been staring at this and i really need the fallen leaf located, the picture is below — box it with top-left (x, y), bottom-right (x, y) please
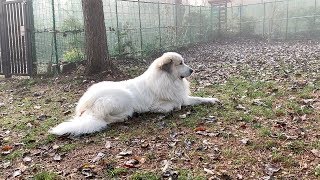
top-left (124, 159), bottom-right (139, 168)
top-left (134, 156), bottom-right (146, 164)
top-left (194, 126), bottom-right (206, 131)
top-left (105, 141), bottom-right (112, 149)
top-left (179, 114), bottom-right (187, 119)
top-left (34, 105), bottom-right (41, 110)
top-left (141, 142), bottom-right (149, 149)
top-left (311, 149), bottom-right (320, 158)
top-left (235, 104), bottom-right (246, 111)
top-left (2, 145), bottom-right (13, 151)
top-left (252, 99), bottom-right (267, 106)
top-left (162, 160), bottom-right (171, 172)
top-left (2, 161), bottom-right (11, 168)
top-left (53, 154), bottom-right (62, 161)
top-left (204, 167), bottom-right (214, 175)
top-left (92, 152), bottom-right (105, 163)
top-left (118, 150), bottom-right (132, 157)
top-left (265, 164), bottom-right (280, 176)
top-left (12, 170), bottom-right (21, 177)
top-left (52, 144), bottom-right (60, 150)
top-left (23, 156), bottom-right (32, 163)
top-left (240, 138), bottom-right (250, 145)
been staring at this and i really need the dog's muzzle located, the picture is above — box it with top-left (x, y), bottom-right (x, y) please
top-left (180, 68), bottom-right (194, 79)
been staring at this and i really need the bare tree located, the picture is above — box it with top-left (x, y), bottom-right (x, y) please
top-left (82, 0), bottom-right (109, 75)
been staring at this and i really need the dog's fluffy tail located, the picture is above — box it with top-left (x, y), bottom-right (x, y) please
top-left (49, 114), bottom-right (107, 136)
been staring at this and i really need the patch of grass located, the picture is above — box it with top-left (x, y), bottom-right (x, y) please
top-left (106, 167), bottom-right (128, 178)
top-left (258, 126), bottom-right (271, 137)
top-left (43, 134), bottom-right (56, 145)
top-left (298, 85), bottom-right (314, 99)
top-left (286, 100), bottom-right (313, 115)
top-left (286, 141), bottom-right (305, 154)
top-left (4, 150), bottom-right (23, 161)
top-left (181, 105), bottom-right (208, 128)
top-left (22, 133), bottom-right (37, 148)
top-left (222, 148), bottom-right (234, 158)
top-left (311, 140), bottom-right (320, 149)
top-left (315, 164), bottom-right (320, 177)
top-left (33, 171), bottom-right (58, 180)
top-left (271, 151), bottom-right (297, 167)
top-left (177, 169), bottom-right (192, 180)
top-left (130, 171), bottom-right (160, 180)
top-left (251, 140), bottom-right (279, 150)
top-left (59, 143), bottom-right (76, 153)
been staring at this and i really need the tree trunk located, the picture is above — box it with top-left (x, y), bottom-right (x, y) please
top-left (82, 0), bottom-right (108, 75)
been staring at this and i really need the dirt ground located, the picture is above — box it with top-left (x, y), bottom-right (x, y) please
top-left (1, 38), bottom-right (320, 179)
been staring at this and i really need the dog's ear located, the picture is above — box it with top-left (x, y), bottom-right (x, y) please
top-left (160, 59), bottom-right (173, 73)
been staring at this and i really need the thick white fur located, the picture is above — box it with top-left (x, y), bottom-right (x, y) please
top-left (49, 52), bottom-right (219, 136)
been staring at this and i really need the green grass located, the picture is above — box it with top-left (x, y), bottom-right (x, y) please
top-left (33, 171), bottom-right (58, 180)
top-left (130, 171), bottom-right (160, 180)
top-left (271, 151), bottom-right (297, 167)
top-left (105, 167), bottom-right (128, 178)
top-left (59, 143), bottom-right (76, 153)
top-left (258, 126), bottom-right (272, 137)
top-left (4, 150), bottom-right (23, 161)
top-left (315, 164), bottom-right (320, 177)
top-left (286, 141), bottom-right (305, 154)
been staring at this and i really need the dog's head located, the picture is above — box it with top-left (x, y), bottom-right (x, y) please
top-left (157, 52), bottom-right (193, 79)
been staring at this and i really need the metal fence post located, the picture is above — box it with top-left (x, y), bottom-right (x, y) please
top-left (210, 4), bottom-right (213, 37)
top-left (314, 0), bottom-right (317, 33)
top-left (138, 0), bottom-right (143, 54)
top-left (157, 1), bottom-right (161, 49)
top-left (263, 2), bottom-right (266, 37)
top-left (115, 0), bottom-right (121, 55)
top-left (285, 0), bottom-right (289, 39)
top-left (200, 6), bottom-right (202, 41)
top-left (239, 4), bottom-right (242, 34)
top-left (218, 5), bottom-right (221, 35)
top-left (51, 0), bottom-right (59, 73)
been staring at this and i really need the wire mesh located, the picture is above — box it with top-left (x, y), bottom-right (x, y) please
top-left (30, 0), bottom-right (320, 74)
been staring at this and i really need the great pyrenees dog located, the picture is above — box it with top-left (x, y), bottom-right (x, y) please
top-left (49, 52), bottom-right (219, 136)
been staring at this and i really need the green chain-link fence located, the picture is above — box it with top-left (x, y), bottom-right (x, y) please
top-left (31, 0), bottom-right (320, 74)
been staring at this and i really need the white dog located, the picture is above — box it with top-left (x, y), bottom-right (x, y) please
top-left (49, 52), bottom-right (219, 136)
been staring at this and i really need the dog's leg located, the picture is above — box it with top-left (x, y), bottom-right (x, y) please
top-left (184, 96), bottom-right (220, 106)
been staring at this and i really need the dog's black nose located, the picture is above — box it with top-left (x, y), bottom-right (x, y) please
top-left (190, 69), bottom-right (194, 74)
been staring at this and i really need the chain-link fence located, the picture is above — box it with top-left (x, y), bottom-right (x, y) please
top-left (31, 0), bottom-right (320, 74)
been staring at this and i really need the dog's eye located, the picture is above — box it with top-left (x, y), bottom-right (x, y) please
top-left (179, 62), bottom-right (183, 65)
